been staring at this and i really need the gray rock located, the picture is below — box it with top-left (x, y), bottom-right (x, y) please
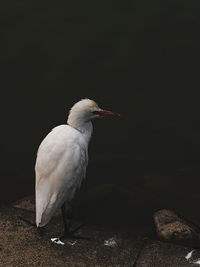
top-left (153, 209), bottom-right (200, 248)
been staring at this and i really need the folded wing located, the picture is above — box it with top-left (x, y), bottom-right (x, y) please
top-left (35, 125), bottom-right (88, 227)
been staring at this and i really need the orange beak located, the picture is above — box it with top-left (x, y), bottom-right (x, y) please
top-left (94, 109), bottom-right (120, 117)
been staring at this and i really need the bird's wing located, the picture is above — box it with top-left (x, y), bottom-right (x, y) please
top-left (35, 125), bottom-right (88, 227)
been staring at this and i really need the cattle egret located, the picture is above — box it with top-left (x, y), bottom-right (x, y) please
top-left (35, 99), bottom-right (120, 238)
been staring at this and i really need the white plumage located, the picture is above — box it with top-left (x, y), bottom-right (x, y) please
top-left (35, 99), bottom-right (119, 228)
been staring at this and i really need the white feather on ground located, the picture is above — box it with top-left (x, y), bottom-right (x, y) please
top-left (185, 250), bottom-right (200, 265)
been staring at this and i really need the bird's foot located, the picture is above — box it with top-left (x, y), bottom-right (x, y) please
top-left (60, 233), bottom-right (90, 240)
top-left (60, 233), bottom-right (91, 240)
top-left (60, 223), bottom-right (90, 240)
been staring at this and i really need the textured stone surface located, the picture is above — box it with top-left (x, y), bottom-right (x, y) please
top-left (153, 209), bottom-right (200, 248)
top-left (2, 198), bottom-right (200, 266)
top-left (0, 201), bottom-right (141, 266)
top-left (136, 241), bottom-right (197, 267)
top-left (12, 195), bottom-right (35, 212)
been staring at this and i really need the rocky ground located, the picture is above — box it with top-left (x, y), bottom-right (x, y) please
top-left (0, 196), bottom-right (200, 266)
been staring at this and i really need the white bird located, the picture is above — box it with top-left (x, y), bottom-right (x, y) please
top-left (35, 99), bottom-right (120, 238)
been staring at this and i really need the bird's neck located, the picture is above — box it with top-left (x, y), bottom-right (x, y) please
top-left (67, 117), bottom-right (93, 144)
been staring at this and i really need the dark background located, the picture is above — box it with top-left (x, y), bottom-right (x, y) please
top-left (1, 0), bottom-right (200, 228)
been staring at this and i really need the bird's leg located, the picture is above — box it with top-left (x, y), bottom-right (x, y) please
top-left (60, 202), bottom-right (90, 240)
top-left (61, 202), bottom-right (72, 236)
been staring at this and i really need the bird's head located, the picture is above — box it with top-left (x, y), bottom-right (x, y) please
top-left (67, 99), bottom-right (120, 129)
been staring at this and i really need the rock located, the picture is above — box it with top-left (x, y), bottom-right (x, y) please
top-left (153, 209), bottom-right (200, 248)
top-left (12, 195), bottom-right (35, 212)
top-left (0, 204), bottom-right (139, 266)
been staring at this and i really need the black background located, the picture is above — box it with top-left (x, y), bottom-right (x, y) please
top-left (1, 0), bottom-right (200, 227)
